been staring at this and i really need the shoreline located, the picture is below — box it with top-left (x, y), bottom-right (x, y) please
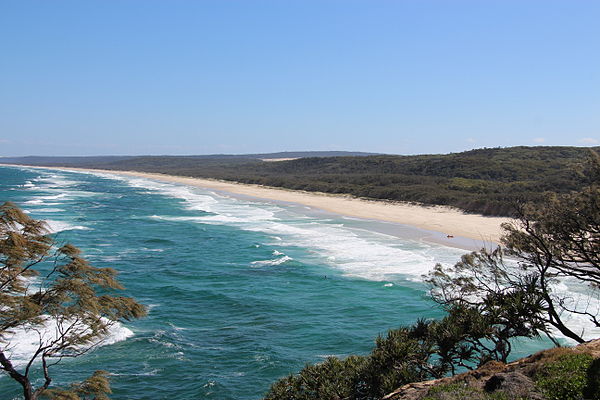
top-left (1, 164), bottom-right (511, 247)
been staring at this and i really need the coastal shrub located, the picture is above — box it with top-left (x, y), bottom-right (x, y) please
top-left (364, 328), bottom-right (433, 396)
top-left (423, 383), bottom-right (515, 400)
top-left (426, 151), bottom-right (600, 346)
top-left (584, 358), bottom-right (600, 399)
top-left (264, 355), bottom-right (369, 400)
top-left (534, 352), bottom-right (594, 400)
top-left (264, 151), bottom-right (600, 400)
top-left (263, 328), bottom-right (435, 400)
top-left (263, 305), bottom-right (553, 399)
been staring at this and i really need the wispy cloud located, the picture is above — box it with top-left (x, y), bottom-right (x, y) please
top-left (532, 137), bottom-right (546, 143)
top-left (466, 138), bottom-right (476, 143)
top-left (578, 137), bottom-right (599, 144)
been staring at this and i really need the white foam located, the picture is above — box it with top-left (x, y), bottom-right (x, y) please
top-left (12, 168), bottom-right (600, 344)
top-left (34, 174), bottom-right (79, 188)
top-left (24, 199), bottom-right (44, 205)
top-left (1, 317), bottom-right (133, 368)
top-left (548, 278), bottom-right (600, 342)
top-left (45, 220), bottom-right (92, 233)
top-left (251, 255), bottom-right (293, 267)
top-left (141, 247), bottom-right (165, 252)
top-left (110, 369), bottom-right (160, 377)
top-left (91, 172), bottom-right (464, 281)
top-left (440, 258), bottom-right (600, 343)
top-left (34, 208), bottom-right (66, 213)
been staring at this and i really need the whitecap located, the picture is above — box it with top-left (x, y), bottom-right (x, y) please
top-left (141, 247), bottom-right (165, 252)
top-left (0, 317), bottom-right (134, 368)
top-left (548, 278), bottom-right (600, 342)
top-left (251, 255), bottom-right (293, 267)
top-left (45, 220), bottom-right (92, 233)
top-left (89, 171), bottom-right (463, 281)
top-left (24, 199), bottom-right (44, 205)
top-left (110, 369), bottom-right (160, 377)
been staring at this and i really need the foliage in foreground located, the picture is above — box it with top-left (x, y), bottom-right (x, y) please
top-left (534, 352), bottom-right (596, 400)
top-left (265, 330), bottom-right (600, 400)
top-left (264, 302), bottom-right (546, 400)
top-left (263, 328), bottom-right (422, 400)
top-left (423, 350), bottom-right (600, 400)
top-left (423, 383), bottom-right (514, 400)
top-left (428, 151), bottom-right (600, 344)
top-left (264, 151), bottom-right (600, 399)
top-left (0, 202), bottom-right (146, 400)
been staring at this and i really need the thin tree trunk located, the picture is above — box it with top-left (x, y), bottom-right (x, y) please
top-left (0, 351), bottom-right (34, 399)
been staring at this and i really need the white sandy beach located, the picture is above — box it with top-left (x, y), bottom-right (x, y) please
top-left (16, 166), bottom-right (510, 245)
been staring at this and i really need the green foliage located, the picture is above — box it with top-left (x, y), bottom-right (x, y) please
top-left (0, 202), bottom-right (146, 400)
top-left (9, 146), bottom-right (597, 216)
top-left (584, 358), bottom-right (600, 400)
top-left (426, 151), bottom-right (600, 345)
top-left (423, 383), bottom-right (512, 400)
top-left (263, 328), bottom-right (435, 400)
top-left (43, 370), bottom-right (111, 400)
top-left (264, 355), bottom-right (369, 400)
top-left (264, 305), bottom-right (544, 400)
top-left (425, 248), bottom-right (549, 367)
top-left (534, 352), bottom-right (594, 400)
top-left (263, 152), bottom-right (600, 400)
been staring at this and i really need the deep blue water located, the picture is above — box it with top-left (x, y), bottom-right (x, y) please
top-left (0, 166), bottom-right (553, 399)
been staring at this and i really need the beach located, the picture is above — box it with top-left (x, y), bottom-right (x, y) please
top-left (14, 166), bottom-right (510, 245)
top-left (3, 164), bottom-right (512, 399)
top-left (2, 163), bottom-right (587, 400)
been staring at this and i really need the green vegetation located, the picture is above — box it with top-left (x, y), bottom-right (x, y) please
top-left (263, 303), bottom-right (550, 399)
top-left (264, 327), bottom-right (433, 400)
top-left (535, 352), bottom-right (595, 400)
top-left (264, 152), bottom-right (600, 399)
top-left (4, 148), bottom-right (600, 398)
top-left (5, 146), bottom-right (596, 216)
top-left (423, 383), bottom-right (513, 400)
top-left (429, 151), bottom-right (600, 344)
top-left (0, 202), bottom-right (146, 400)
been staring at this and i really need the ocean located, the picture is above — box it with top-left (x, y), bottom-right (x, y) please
top-left (0, 165), bottom-right (571, 399)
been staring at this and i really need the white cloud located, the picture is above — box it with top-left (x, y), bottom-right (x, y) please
top-left (0, 139), bottom-right (9, 144)
top-left (578, 137), bottom-right (599, 144)
top-left (533, 137), bottom-right (546, 143)
top-left (466, 138), bottom-right (476, 143)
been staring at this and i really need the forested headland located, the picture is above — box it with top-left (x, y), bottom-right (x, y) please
top-left (3, 146), bottom-right (597, 216)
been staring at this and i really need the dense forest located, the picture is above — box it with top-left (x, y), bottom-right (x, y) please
top-left (3, 146), bottom-right (597, 216)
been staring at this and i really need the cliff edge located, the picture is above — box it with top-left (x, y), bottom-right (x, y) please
top-left (383, 339), bottom-right (600, 400)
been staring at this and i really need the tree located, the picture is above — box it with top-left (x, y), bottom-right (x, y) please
top-left (425, 249), bottom-right (551, 368)
top-left (427, 151), bottom-right (600, 344)
top-left (0, 202), bottom-right (146, 399)
top-left (263, 328), bottom-right (436, 400)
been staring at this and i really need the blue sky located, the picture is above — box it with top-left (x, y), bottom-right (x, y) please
top-left (1, 0), bottom-right (599, 156)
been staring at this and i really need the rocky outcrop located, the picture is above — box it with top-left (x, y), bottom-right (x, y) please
top-left (382, 339), bottom-right (600, 400)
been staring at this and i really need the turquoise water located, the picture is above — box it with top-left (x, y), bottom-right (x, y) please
top-left (0, 166), bottom-right (552, 399)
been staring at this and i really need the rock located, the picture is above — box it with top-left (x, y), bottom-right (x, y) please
top-left (484, 372), bottom-right (544, 399)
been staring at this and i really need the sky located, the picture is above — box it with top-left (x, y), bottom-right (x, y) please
top-left (1, 0), bottom-right (599, 156)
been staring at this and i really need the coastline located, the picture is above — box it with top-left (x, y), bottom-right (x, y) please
top-left (1, 164), bottom-right (511, 246)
